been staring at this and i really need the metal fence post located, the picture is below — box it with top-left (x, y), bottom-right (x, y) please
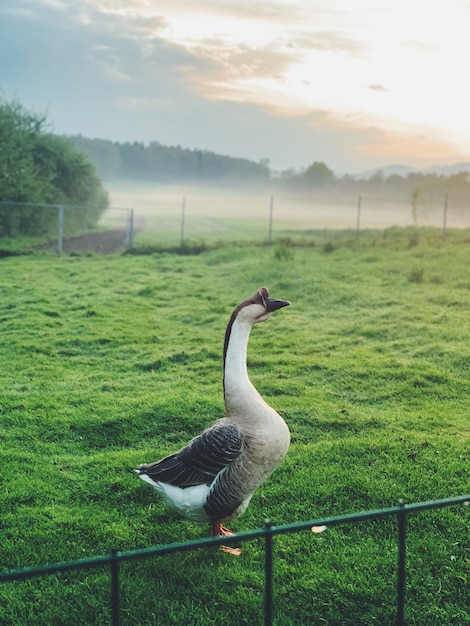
top-left (442, 192), bottom-right (448, 240)
top-left (126, 208), bottom-right (134, 249)
top-left (180, 197), bottom-right (186, 248)
top-left (396, 500), bottom-right (407, 626)
top-left (356, 195), bottom-right (362, 236)
top-left (268, 196), bottom-right (274, 244)
top-left (57, 205), bottom-right (64, 257)
top-left (111, 549), bottom-right (120, 626)
top-left (264, 520), bottom-right (274, 626)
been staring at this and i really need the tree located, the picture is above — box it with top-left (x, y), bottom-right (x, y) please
top-left (302, 161), bottom-right (335, 187)
top-left (0, 97), bottom-right (108, 237)
top-left (67, 136), bottom-right (122, 179)
top-left (0, 98), bottom-right (47, 203)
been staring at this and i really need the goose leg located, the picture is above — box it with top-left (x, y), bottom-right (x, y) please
top-left (211, 521), bottom-right (242, 556)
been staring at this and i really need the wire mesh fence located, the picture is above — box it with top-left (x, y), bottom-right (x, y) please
top-left (0, 202), bottom-right (133, 255)
top-left (1, 190), bottom-right (470, 256)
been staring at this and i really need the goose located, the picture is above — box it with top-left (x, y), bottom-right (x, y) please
top-left (135, 287), bottom-right (291, 555)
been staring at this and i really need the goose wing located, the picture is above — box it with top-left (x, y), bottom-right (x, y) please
top-left (136, 422), bottom-right (243, 488)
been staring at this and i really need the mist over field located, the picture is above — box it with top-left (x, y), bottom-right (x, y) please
top-left (61, 136), bottom-right (470, 239)
top-left (105, 180), bottom-right (470, 240)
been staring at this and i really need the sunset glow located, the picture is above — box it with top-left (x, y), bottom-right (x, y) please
top-left (1, 0), bottom-right (469, 171)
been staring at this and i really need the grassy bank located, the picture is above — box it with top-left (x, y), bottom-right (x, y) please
top-left (0, 230), bottom-right (469, 624)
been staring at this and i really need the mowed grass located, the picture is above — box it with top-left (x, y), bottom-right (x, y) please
top-left (0, 229), bottom-right (469, 625)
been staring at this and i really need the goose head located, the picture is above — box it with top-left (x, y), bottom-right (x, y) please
top-left (236, 287), bottom-right (290, 325)
top-left (223, 287), bottom-right (290, 397)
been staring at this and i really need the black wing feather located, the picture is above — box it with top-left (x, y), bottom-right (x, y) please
top-left (137, 422), bottom-right (243, 488)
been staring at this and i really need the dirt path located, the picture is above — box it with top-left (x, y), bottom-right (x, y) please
top-left (36, 216), bottom-right (145, 254)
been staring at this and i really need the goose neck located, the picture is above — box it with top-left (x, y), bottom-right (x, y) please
top-left (223, 317), bottom-right (258, 410)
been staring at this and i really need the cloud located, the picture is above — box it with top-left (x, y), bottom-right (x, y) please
top-left (0, 1), bottom-right (203, 103)
top-left (182, 27), bottom-right (366, 93)
top-left (289, 30), bottom-right (366, 56)
top-left (367, 84), bottom-right (389, 93)
top-left (0, 0), bottom-right (467, 174)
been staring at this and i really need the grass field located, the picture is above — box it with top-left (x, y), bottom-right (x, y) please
top-left (1, 228), bottom-right (469, 625)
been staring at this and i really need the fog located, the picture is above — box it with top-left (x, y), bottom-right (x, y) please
top-left (104, 180), bottom-right (470, 241)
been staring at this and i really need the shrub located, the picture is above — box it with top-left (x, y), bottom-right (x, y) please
top-left (0, 97), bottom-right (108, 237)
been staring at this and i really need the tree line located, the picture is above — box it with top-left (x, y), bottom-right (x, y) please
top-left (67, 136), bottom-right (271, 186)
top-left (277, 161), bottom-right (470, 212)
top-left (0, 98), bottom-right (108, 238)
top-left (69, 135), bottom-right (470, 213)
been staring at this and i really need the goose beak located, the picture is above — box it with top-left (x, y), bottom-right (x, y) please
top-left (265, 297), bottom-right (290, 313)
top-left (257, 287), bottom-right (290, 313)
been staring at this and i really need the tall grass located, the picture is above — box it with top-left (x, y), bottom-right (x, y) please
top-left (0, 229), bottom-right (469, 625)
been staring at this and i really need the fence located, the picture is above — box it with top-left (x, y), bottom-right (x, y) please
top-left (2, 191), bottom-right (470, 255)
top-left (1, 494), bottom-right (468, 625)
top-left (110, 189), bottom-right (470, 251)
top-left (176, 192), bottom-right (470, 241)
top-left (0, 202), bottom-right (134, 255)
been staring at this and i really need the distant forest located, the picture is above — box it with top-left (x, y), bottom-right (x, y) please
top-left (67, 135), bottom-right (470, 211)
top-left (67, 136), bottom-right (270, 186)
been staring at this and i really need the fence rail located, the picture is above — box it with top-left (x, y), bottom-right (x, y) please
top-left (1, 494), bottom-right (468, 625)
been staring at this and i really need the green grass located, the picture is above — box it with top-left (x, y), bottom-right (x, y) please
top-left (0, 229), bottom-right (469, 625)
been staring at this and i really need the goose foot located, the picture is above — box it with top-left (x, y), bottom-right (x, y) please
top-left (211, 521), bottom-right (242, 556)
top-left (219, 544), bottom-right (242, 556)
top-left (218, 524), bottom-right (235, 536)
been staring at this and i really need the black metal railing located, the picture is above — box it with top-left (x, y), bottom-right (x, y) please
top-left (1, 494), bottom-right (468, 625)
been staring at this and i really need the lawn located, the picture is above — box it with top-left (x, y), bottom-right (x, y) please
top-left (0, 228), bottom-right (469, 625)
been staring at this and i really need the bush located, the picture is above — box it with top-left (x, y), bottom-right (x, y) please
top-left (0, 97), bottom-right (108, 237)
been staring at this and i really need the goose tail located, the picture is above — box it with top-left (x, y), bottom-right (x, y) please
top-left (135, 470), bottom-right (210, 522)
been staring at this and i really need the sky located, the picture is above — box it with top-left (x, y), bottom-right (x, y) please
top-left (1, 0), bottom-right (470, 175)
